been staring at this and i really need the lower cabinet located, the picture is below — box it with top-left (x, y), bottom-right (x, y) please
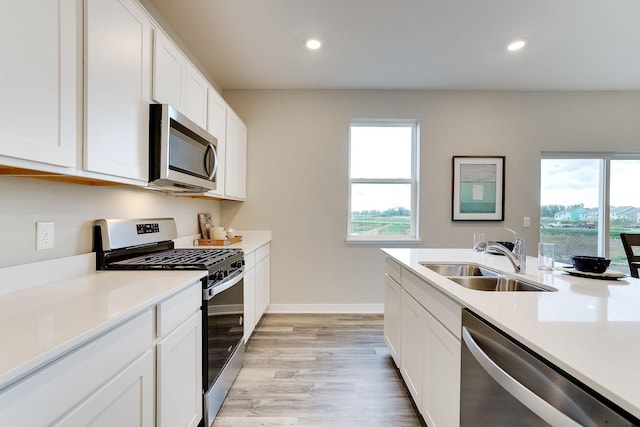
top-left (54, 351), bottom-right (154, 427)
top-left (156, 311), bottom-right (202, 427)
top-left (243, 243), bottom-right (270, 343)
top-left (383, 274), bottom-right (402, 366)
top-left (422, 308), bottom-right (461, 427)
top-left (384, 257), bottom-right (461, 427)
top-left (0, 281), bottom-right (203, 427)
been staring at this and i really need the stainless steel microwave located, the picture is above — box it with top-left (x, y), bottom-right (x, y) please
top-left (149, 104), bottom-right (218, 193)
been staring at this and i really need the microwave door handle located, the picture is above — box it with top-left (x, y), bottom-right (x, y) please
top-left (205, 143), bottom-right (218, 180)
top-left (461, 327), bottom-right (583, 427)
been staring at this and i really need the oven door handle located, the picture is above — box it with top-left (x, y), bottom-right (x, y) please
top-left (203, 269), bottom-right (244, 300)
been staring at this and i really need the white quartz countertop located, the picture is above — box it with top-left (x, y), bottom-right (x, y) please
top-left (0, 231), bottom-right (271, 391)
top-left (383, 248), bottom-right (640, 418)
top-left (177, 230), bottom-right (272, 254)
top-left (0, 254), bottom-right (205, 390)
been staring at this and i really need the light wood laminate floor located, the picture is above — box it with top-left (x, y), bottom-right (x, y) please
top-left (213, 313), bottom-right (424, 427)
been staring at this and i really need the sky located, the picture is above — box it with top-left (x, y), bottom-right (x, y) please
top-left (540, 159), bottom-right (639, 207)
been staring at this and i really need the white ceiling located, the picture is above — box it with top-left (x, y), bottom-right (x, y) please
top-left (146, 0), bottom-right (640, 91)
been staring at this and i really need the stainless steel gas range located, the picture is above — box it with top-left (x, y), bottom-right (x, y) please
top-left (94, 218), bottom-right (244, 427)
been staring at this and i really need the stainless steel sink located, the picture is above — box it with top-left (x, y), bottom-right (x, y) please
top-left (421, 263), bottom-right (501, 277)
top-left (449, 276), bottom-right (555, 292)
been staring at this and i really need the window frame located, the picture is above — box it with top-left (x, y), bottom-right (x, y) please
top-left (347, 119), bottom-right (420, 244)
top-left (541, 151), bottom-right (640, 258)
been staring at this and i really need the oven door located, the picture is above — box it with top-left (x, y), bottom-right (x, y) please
top-left (202, 272), bottom-right (244, 426)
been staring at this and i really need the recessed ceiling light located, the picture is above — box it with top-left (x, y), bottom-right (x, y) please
top-left (507, 40), bottom-right (526, 52)
top-left (305, 38), bottom-right (322, 50)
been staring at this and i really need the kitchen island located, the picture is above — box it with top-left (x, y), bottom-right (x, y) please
top-left (383, 248), bottom-right (640, 423)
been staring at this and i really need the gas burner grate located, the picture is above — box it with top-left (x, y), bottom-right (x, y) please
top-left (113, 248), bottom-right (242, 268)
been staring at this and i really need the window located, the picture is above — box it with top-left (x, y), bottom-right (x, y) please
top-left (347, 120), bottom-right (419, 242)
top-left (540, 154), bottom-right (640, 274)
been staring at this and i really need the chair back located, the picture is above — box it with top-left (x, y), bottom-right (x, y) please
top-left (620, 233), bottom-right (640, 278)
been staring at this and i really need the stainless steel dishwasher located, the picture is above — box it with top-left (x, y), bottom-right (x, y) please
top-left (460, 309), bottom-right (640, 426)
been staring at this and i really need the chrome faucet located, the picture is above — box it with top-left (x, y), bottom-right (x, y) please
top-left (485, 228), bottom-right (527, 273)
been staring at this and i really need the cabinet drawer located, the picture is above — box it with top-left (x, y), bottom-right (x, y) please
top-left (402, 269), bottom-right (461, 338)
top-left (244, 251), bottom-right (256, 270)
top-left (385, 256), bottom-right (401, 283)
top-left (255, 244), bottom-right (270, 262)
top-left (0, 310), bottom-right (153, 426)
top-left (157, 282), bottom-right (201, 338)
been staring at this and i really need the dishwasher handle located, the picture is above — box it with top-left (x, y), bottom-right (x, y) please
top-left (462, 326), bottom-right (582, 427)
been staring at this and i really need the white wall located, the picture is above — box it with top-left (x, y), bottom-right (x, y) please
top-left (0, 177), bottom-right (221, 268)
top-left (221, 89), bottom-right (640, 310)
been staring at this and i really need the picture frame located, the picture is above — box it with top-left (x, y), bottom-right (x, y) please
top-left (452, 156), bottom-right (505, 221)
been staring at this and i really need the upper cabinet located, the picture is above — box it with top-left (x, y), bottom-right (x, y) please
top-left (153, 30), bottom-right (208, 130)
top-left (0, 0), bottom-right (79, 169)
top-left (84, 0), bottom-right (153, 183)
top-left (1, 0), bottom-right (247, 199)
top-left (206, 89), bottom-right (227, 198)
top-left (225, 108), bottom-right (247, 200)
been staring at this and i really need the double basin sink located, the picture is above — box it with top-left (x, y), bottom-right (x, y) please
top-left (420, 263), bottom-right (556, 292)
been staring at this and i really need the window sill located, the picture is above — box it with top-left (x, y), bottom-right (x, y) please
top-left (345, 238), bottom-right (422, 246)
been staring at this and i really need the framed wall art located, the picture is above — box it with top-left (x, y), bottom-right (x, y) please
top-left (452, 156), bottom-right (505, 221)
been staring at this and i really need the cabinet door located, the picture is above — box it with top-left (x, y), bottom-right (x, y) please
top-left (185, 64), bottom-right (208, 130)
top-left (0, 0), bottom-right (78, 168)
top-left (157, 311), bottom-right (203, 427)
top-left (54, 351), bottom-right (154, 427)
top-left (243, 266), bottom-right (257, 342)
top-left (255, 255), bottom-right (270, 319)
top-left (225, 108), bottom-right (247, 200)
top-left (84, 0), bottom-right (152, 181)
top-left (206, 89), bottom-right (227, 197)
top-left (384, 274), bottom-right (402, 367)
top-left (400, 290), bottom-right (425, 411)
top-left (422, 310), bottom-right (461, 427)
top-left (153, 29), bottom-right (186, 110)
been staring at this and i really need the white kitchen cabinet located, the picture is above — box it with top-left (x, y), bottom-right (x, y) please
top-left (383, 262), bottom-right (462, 426)
top-left (255, 244), bottom-right (270, 318)
top-left (54, 350), bottom-right (154, 427)
top-left (205, 89), bottom-right (228, 198)
top-left (157, 312), bottom-right (202, 427)
top-left (384, 273), bottom-right (402, 367)
top-left (153, 29), bottom-right (186, 111)
top-left (224, 108), bottom-right (247, 200)
top-left (185, 65), bottom-right (209, 130)
top-left (153, 30), bottom-right (208, 130)
top-left (84, 0), bottom-right (153, 182)
top-left (400, 290), bottom-right (426, 409)
top-left (0, 310), bottom-right (154, 426)
top-left (155, 282), bottom-right (203, 427)
top-left (0, 0), bottom-right (79, 169)
top-left (243, 251), bottom-right (257, 342)
top-left (242, 244), bottom-right (270, 343)
top-left (422, 309), bottom-right (461, 427)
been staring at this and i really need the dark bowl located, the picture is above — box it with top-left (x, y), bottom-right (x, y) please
top-left (571, 255), bottom-right (611, 274)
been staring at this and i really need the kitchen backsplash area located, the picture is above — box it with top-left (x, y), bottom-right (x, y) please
top-left (0, 176), bottom-right (221, 269)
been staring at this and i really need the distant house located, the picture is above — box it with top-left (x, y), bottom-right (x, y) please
top-left (611, 206), bottom-right (640, 223)
top-left (579, 208), bottom-right (599, 220)
top-left (614, 207), bottom-right (640, 224)
top-left (554, 209), bottom-right (572, 220)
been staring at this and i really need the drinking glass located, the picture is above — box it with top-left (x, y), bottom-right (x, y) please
top-left (538, 243), bottom-right (555, 271)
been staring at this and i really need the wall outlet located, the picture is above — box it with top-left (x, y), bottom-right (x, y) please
top-left (523, 216), bottom-right (531, 228)
top-left (36, 222), bottom-right (55, 250)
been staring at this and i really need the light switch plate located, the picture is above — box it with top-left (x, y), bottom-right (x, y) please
top-left (523, 216), bottom-right (531, 228)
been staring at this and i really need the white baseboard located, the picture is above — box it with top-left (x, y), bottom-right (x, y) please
top-left (266, 303), bottom-right (383, 314)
